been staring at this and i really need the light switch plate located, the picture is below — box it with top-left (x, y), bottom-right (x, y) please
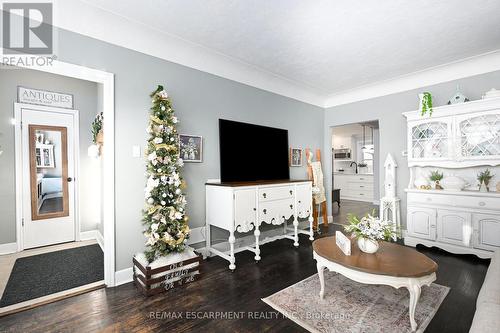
top-left (132, 145), bottom-right (141, 158)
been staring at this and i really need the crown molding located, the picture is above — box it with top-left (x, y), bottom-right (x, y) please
top-left (54, 1), bottom-right (500, 110)
top-left (54, 0), bottom-right (326, 107)
top-left (323, 50), bottom-right (500, 108)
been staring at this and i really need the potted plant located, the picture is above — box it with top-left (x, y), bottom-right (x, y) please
top-left (477, 169), bottom-right (494, 192)
top-left (344, 211), bottom-right (398, 254)
top-left (419, 92), bottom-right (433, 117)
top-left (91, 112), bottom-right (104, 144)
top-left (429, 170), bottom-right (443, 189)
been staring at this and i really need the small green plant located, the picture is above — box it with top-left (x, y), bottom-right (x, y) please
top-left (91, 112), bottom-right (103, 143)
top-left (429, 170), bottom-right (443, 182)
top-left (420, 92), bottom-right (433, 117)
top-left (477, 169), bottom-right (494, 186)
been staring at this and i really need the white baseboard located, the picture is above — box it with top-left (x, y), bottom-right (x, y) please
top-left (115, 267), bottom-right (134, 286)
top-left (80, 230), bottom-right (104, 251)
top-left (0, 242), bottom-right (17, 255)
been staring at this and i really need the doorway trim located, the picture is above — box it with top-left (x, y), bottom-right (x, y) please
top-left (15, 104), bottom-right (80, 249)
top-left (5, 59), bottom-right (116, 287)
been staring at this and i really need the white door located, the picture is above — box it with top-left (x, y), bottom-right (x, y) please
top-left (407, 207), bottom-right (436, 240)
top-left (437, 210), bottom-right (472, 247)
top-left (21, 107), bottom-right (76, 249)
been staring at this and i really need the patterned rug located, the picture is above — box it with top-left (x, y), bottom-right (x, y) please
top-left (262, 272), bottom-right (449, 333)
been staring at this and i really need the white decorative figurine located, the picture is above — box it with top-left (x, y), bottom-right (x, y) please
top-left (381, 153), bottom-right (401, 232)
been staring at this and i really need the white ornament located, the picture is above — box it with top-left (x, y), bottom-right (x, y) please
top-left (161, 200), bottom-right (166, 205)
top-left (176, 188), bottom-right (181, 194)
top-left (147, 198), bottom-right (154, 204)
top-left (161, 105), bottom-right (166, 111)
top-left (162, 193), bottom-right (167, 198)
top-left (172, 116), bottom-right (178, 123)
top-left (153, 137), bottom-right (163, 144)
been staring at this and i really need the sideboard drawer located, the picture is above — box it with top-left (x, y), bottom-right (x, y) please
top-left (455, 196), bottom-right (500, 211)
top-left (407, 193), bottom-right (455, 206)
top-left (258, 186), bottom-right (294, 202)
top-left (259, 199), bottom-right (294, 225)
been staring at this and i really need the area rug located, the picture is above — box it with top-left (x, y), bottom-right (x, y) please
top-left (0, 244), bottom-right (103, 307)
top-left (262, 272), bottom-right (449, 333)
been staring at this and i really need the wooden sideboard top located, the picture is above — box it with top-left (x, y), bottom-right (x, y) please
top-left (206, 179), bottom-right (311, 187)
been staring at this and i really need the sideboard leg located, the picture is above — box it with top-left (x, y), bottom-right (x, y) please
top-left (254, 227), bottom-right (261, 261)
top-left (408, 279), bottom-right (421, 331)
top-left (317, 264), bottom-right (325, 299)
top-left (229, 231), bottom-right (236, 270)
top-left (308, 214), bottom-right (314, 241)
top-left (293, 217), bottom-right (299, 247)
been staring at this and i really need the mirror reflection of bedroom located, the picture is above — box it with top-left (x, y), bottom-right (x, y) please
top-left (0, 67), bottom-right (105, 315)
top-left (34, 129), bottom-right (65, 215)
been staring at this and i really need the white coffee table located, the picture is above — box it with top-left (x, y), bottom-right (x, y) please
top-left (313, 236), bottom-right (438, 331)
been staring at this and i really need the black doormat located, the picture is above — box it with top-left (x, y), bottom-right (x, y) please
top-left (0, 244), bottom-right (104, 307)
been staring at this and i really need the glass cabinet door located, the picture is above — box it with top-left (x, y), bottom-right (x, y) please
top-left (410, 121), bottom-right (450, 160)
top-left (458, 112), bottom-right (500, 159)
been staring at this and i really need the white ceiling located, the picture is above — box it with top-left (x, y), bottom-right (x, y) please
top-left (63, 1), bottom-right (500, 106)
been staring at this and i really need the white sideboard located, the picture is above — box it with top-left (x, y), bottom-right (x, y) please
top-left (405, 189), bottom-right (500, 258)
top-left (334, 173), bottom-right (374, 202)
top-left (206, 180), bottom-right (313, 270)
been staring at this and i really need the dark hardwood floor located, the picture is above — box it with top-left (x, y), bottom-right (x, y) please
top-left (0, 200), bottom-right (489, 332)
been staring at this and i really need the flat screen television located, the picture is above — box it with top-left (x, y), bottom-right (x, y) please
top-left (219, 119), bottom-right (290, 182)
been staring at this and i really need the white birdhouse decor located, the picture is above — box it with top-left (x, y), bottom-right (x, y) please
top-left (384, 153), bottom-right (397, 198)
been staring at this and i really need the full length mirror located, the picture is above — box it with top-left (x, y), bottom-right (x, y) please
top-left (29, 125), bottom-right (69, 220)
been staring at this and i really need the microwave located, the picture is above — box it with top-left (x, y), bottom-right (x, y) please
top-left (333, 148), bottom-right (351, 159)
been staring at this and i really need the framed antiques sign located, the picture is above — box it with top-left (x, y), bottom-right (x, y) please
top-left (18, 86), bottom-right (74, 109)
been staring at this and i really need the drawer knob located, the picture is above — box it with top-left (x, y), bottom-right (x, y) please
top-left (253, 207), bottom-right (256, 211)
top-left (263, 209), bottom-right (267, 214)
top-left (479, 201), bottom-right (486, 207)
top-left (289, 190), bottom-right (293, 195)
top-left (298, 200), bottom-right (301, 203)
top-left (290, 204), bottom-right (293, 209)
top-left (263, 193), bottom-right (267, 198)
top-left (360, 178), bottom-right (364, 180)
top-left (360, 185), bottom-right (364, 188)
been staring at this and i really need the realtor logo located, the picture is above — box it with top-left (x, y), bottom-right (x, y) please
top-left (2, 2), bottom-right (53, 54)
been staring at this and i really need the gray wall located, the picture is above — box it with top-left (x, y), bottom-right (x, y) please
top-left (0, 68), bottom-right (101, 245)
top-left (324, 70), bottom-right (500, 228)
top-left (54, 29), bottom-right (324, 271)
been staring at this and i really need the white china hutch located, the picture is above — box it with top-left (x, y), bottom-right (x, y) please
top-left (403, 97), bottom-right (500, 258)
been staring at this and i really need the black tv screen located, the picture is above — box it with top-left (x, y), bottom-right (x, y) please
top-left (219, 119), bottom-right (290, 182)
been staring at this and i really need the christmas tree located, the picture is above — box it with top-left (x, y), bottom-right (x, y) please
top-left (143, 85), bottom-right (190, 262)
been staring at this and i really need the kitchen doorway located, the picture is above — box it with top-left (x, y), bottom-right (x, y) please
top-left (331, 121), bottom-right (380, 224)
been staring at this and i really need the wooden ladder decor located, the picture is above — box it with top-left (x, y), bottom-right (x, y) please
top-left (306, 148), bottom-right (329, 231)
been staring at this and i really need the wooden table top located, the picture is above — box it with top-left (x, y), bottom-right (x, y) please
top-left (313, 236), bottom-right (438, 278)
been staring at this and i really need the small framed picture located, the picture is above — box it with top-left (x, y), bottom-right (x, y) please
top-left (179, 134), bottom-right (203, 163)
top-left (290, 148), bottom-right (302, 167)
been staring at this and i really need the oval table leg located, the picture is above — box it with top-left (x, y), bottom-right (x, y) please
top-left (317, 264), bottom-right (325, 299)
top-left (408, 279), bottom-right (421, 332)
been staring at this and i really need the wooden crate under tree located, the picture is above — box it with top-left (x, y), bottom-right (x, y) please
top-left (133, 253), bottom-right (202, 296)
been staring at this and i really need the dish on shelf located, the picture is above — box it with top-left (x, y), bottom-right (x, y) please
top-left (440, 176), bottom-right (468, 191)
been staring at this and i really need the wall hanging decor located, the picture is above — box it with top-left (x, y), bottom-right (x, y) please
top-left (290, 147), bottom-right (303, 166)
top-left (179, 134), bottom-right (203, 163)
